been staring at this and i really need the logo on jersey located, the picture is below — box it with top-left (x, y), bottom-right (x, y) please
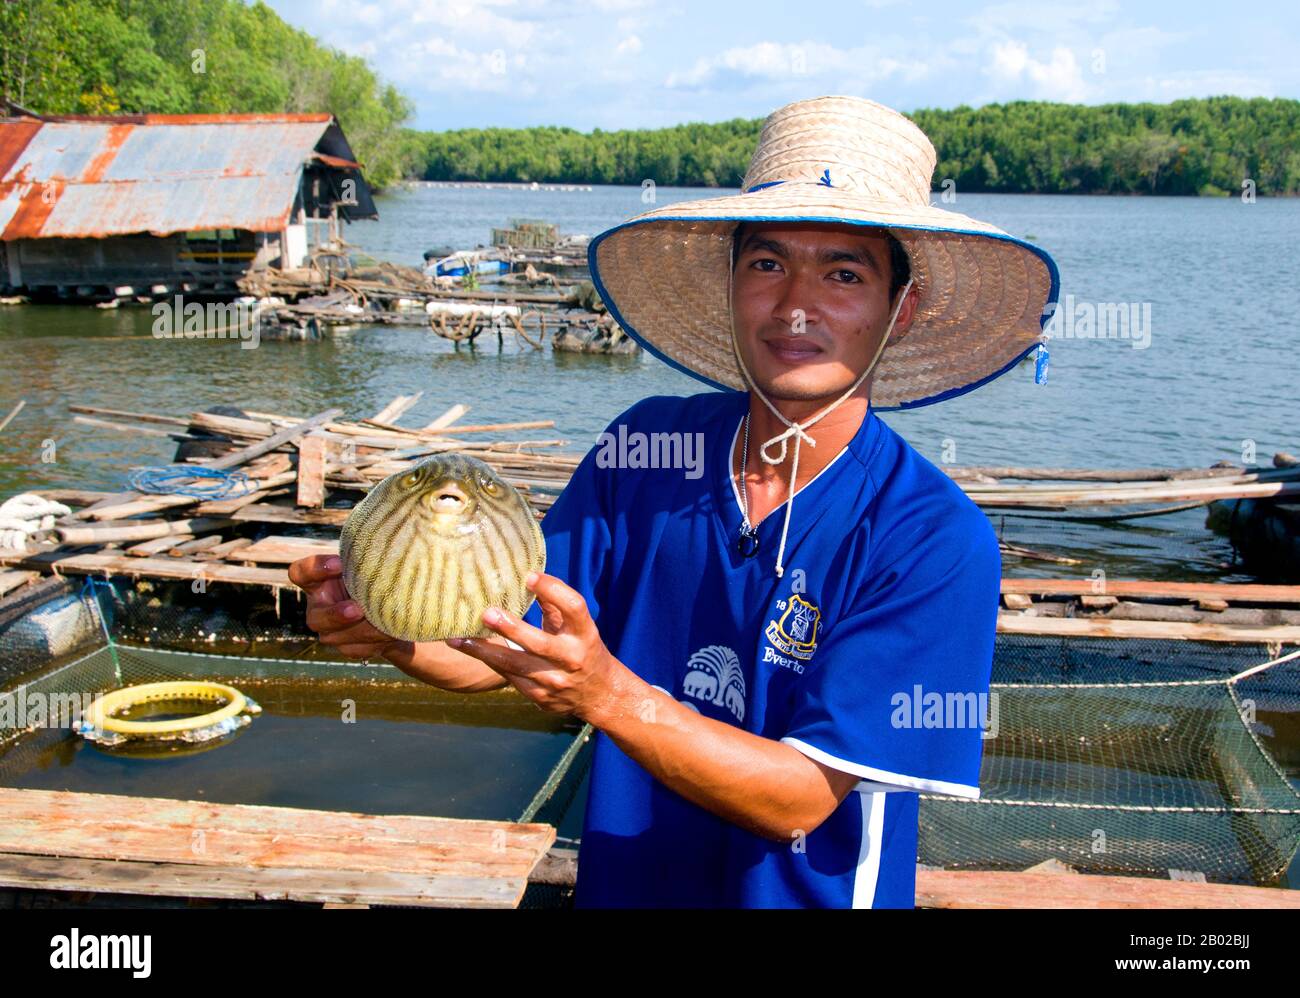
top-left (682, 644), bottom-right (746, 722)
top-left (765, 594), bottom-right (821, 661)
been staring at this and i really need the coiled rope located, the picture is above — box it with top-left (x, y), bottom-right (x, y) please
top-left (126, 465), bottom-right (258, 501)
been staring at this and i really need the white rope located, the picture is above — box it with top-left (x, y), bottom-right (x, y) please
top-left (1227, 644), bottom-right (1300, 684)
top-left (727, 256), bottom-right (913, 577)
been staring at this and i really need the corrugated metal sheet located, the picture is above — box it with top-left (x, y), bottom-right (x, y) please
top-left (0, 115), bottom-right (356, 240)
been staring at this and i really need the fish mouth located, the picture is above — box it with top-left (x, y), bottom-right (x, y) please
top-left (424, 479), bottom-right (473, 514)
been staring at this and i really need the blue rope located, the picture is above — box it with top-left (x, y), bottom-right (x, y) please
top-left (127, 465), bottom-right (258, 500)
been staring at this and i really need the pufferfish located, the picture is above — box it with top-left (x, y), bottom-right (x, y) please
top-left (339, 453), bottom-right (545, 642)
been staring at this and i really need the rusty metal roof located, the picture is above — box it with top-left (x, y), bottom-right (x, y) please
top-left (0, 113), bottom-right (376, 240)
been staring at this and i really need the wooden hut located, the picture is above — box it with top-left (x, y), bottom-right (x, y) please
top-left (0, 111), bottom-right (377, 300)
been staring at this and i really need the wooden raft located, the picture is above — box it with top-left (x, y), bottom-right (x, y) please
top-left (0, 788), bottom-right (554, 908)
top-left (915, 869), bottom-right (1300, 909)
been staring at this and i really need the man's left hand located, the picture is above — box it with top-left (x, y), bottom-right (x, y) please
top-left (448, 571), bottom-right (629, 722)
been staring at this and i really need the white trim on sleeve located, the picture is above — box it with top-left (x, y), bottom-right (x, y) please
top-left (852, 791), bottom-right (887, 908)
top-left (781, 736), bottom-right (982, 799)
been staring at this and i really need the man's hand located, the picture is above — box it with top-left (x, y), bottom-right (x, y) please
top-left (287, 554), bottom-right (415, 667)
top-left (448, 571), bottom-right (632, 722)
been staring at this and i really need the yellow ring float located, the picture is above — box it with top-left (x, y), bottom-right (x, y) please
top-left (82, 681), bottom-right (254, 737)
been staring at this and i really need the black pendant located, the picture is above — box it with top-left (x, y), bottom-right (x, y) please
top-left (737, 529), bottom-right (760, 558)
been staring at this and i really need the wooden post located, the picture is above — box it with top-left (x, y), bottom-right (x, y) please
top-left (297, 431), bottom-right (328, 508)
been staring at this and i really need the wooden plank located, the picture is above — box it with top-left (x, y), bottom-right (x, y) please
top-left (0, 788), bottom-right (555, 909)
top-left (79, 492), bottom-right (196, 521)
top-left (960, 467), bottom-right (1298, 492)
top-left (1002, 578), bottom-right (1300, 604)
top-left (126, 534), bottom-right (195, 557)
top-left (915, 869), bottom-right (1300, 909)
top-left (997, 613), bottom-right (1300, 643)
top-left (971, 480), bottom-right (1300, 507)
top-left (231, 504), bottom-right (351, 527)
top-left (73, 415), bottom-right (180, 438)
top-left (236, 536), bottom-right (337, 564)
top-left (0, 570), bottom-right (39, 597)
top-left (424, 403), bottom-right (469, 430)
top-left (296, 432), bottom-right (328, 508)
top-left (170, 535), bottom-right (225, 557)
top-left (56, 516), bottom-right (234, 546)
top-left (0, 398), bottom-right (25, 433)
top-left (372, 391), bottom-right (423, 425)
top-left (0, 854), bottom-right (519, 908)
top-left (0, 550), bottom-right (290, 588)
top-left (945, 465), bottom-right (1247, 482)
top-left (195, 537), bottom-right (253, 561)
top-left (67, 405), bottom-right (192, 428)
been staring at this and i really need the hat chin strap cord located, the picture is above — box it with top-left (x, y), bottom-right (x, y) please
top-left (727, 268), bottom-right (914, 578)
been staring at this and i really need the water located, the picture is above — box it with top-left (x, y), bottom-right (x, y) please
top-left (0, 187), bottom-right (1296, 578)
top-left (0, 649), bottom-right (583, 821)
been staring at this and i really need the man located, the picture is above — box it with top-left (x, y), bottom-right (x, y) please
top-left (290, 95), bottom-right (1059, 907)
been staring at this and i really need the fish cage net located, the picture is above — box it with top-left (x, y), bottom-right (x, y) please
top-left (0, 577), bottom-right (593, 831)
top-left (918, 633), bottom-right (1300, 886)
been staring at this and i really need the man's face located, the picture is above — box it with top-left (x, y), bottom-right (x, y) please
top-left (731, 221), bottom-right (916, 403)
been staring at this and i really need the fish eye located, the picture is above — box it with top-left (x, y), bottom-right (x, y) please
top-left (480, 476), bottom-right (499, 495)
top-left (401, 471), bottom-right (420, 489)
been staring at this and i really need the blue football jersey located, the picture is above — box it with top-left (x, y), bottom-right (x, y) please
top-left (523, 389), bottom-right (999, 907)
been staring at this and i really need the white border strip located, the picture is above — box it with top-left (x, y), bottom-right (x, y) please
top-left (853, 791), bottom-right (886, 908)
top-left (783, 736), bottom-right (981, 799)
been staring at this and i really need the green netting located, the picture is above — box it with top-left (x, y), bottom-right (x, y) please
top-left (919, 634), bottom-right (1300, 885)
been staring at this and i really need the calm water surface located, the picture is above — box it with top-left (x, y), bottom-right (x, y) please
top-left (0, 187), bottom-right (1296, 578)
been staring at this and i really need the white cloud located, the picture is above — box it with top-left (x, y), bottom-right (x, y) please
top-left (664, 40), bottom-right (926, 90)
top-left (987, 40), bottom-right (1090, 101)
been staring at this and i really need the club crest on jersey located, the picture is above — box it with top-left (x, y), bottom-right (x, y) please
top-left (765, 594), bottom-right (821, 661)
top-left (682, 644), bottom-right (746, 722)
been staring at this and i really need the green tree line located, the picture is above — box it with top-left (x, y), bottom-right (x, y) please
top-left (408, 96), bottom-right (1300, 196)
top-left (0, 0), bottom-right (412, 188)
top-left (3, 1), bottom-right (1295, 197)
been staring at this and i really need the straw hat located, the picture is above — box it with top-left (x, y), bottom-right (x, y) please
top-left (587, 94), bottom-right (1060, 410)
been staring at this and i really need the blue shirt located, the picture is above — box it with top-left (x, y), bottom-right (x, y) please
top-left (523, 389), bottom-right (1000, 908)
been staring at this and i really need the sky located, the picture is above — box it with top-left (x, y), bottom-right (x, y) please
top-left (263, 0), bottom-right (1299, 131)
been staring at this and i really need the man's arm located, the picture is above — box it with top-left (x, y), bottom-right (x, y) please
top-left (452, 576), bottom-right (862, 841)
top-left (589, 673), bottom-right (862, 841)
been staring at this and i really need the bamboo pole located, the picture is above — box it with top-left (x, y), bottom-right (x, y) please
top-left (57, 517), bottom-right (234, 546)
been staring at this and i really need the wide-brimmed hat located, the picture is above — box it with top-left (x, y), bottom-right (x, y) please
top-left (587, 95), bottom-right (1060, 409)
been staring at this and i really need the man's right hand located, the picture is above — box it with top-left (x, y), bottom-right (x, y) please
top-left (288, 554), bottom-right (415, 667)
